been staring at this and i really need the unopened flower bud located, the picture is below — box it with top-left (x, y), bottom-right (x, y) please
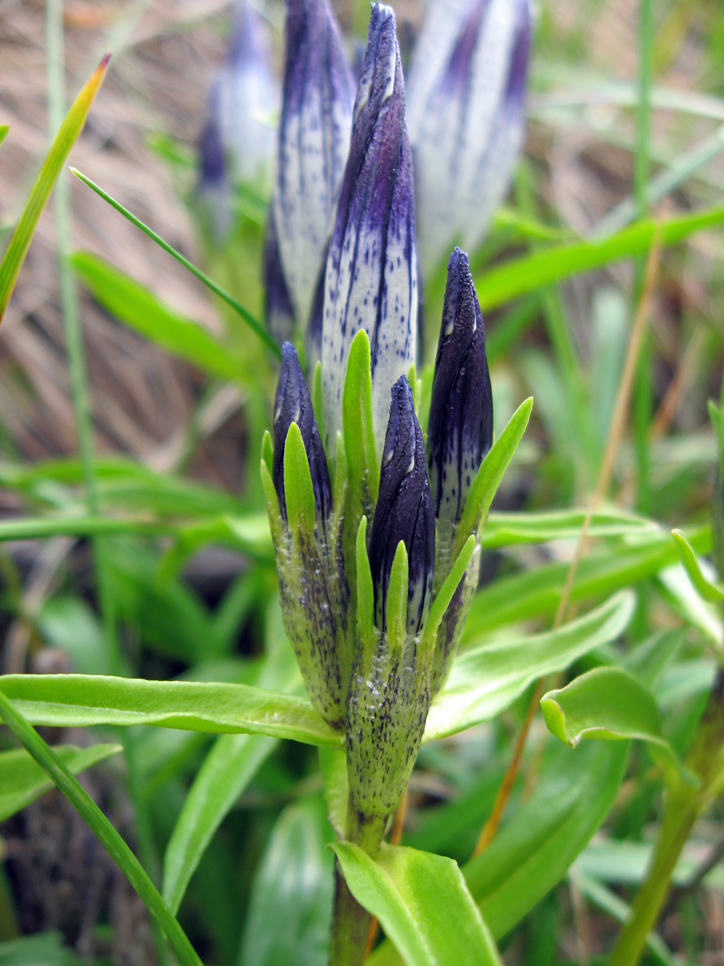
top-left (369, 377), bottom-right (434, 634)
top-left (321, 3), bottom-right (417, 456)
top-left (272, 342), bottom-right (332, 524)
top-left (273, 0), bottom-right (355, 325)
top-left (407, 0), bottom-right (532, 272)
top-left (427, 248), bottom-right (493, 526)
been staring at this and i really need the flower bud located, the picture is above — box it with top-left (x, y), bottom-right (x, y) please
top-left (272, 342), bottom-right (332, 525)
top-left (273, 0), bottom-right (356, 325)
top-left (368, 377), bottom-right (434, 635)
top-left (197, 84), bottom-right (233, 243)
top-left (407, 0), bottom-right (532, 272)
top-left (263, 215), bottom-right (295, 345)
top-left (214, 0), bottom-right (279, 188)
top-left (321, 3), bottom-right (418, 456)
top-left (427, 248), bottom-right (493, 526)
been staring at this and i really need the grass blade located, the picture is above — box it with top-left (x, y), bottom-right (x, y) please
top-left (0, 689), bottom-right (203, 966)
top-left (70, 168), bottom-right (280, 358)
top-left (0, 55), bottom-right (109, 322)
top-left (474, 205), bottom-right (724, 312)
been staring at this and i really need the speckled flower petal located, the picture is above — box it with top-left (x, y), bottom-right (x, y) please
top-left (407, 0), bottom-right (532, 272)
top-left (321, 3), bottom-right (418, 457)
top-left (273, 0), bottom-right (356, 325)
top-left (427, 248), bottom-right (493, 524)
top-left (272, 342), bottom-right (332, 524)
top-left (369, 377), bottom-right (434, 634)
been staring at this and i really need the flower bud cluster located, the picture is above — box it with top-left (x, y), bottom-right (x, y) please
top-left (260, 2), bottom-right (500, 838)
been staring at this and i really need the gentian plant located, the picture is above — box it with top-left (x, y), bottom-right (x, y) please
top-left (3, 1), bottom-right (724, 965)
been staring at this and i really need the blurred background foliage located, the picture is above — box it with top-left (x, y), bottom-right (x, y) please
top-left (1, 0), bottom-right (724, 963)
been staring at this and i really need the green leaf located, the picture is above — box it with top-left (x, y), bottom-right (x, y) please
top-left (71, 168), bottom-right (280, 357)
top-left (0, 125), bottom-right (8, 149)
top-left (424, 591), bottom-right (635, 741)
top-left (284, 422), bottom-right (316, 532)
top-left (456, 398), bottom-right (533, 555)
top-left (162, 646), bottom-right (301, 914)
top-left (0, 674), bottom-right (342, 747)
top-left (333, 843), bottom-right (503, 966)
top-left (368, 742), bottom-right (630, 966)
top-left (0, 57), bottom-right (109, 322)
top-left (72, 252), bottom-right (242, 381)
top-left (240, 799), bottom-right (334, 966)
top-left (541, 666), bottom-right (687, 784)
top-left (672, 528), bottom-right (724, 603)
top-left (481, 507), bottom-right (659, 549)
top-left (0, 742), bottom-right (121, 822)
top-left (343, 329), bottom-right (380, 513)
top-left (464, 525), bottom-right (710, 636)
top-left (319, 747), bottom-right (349, 839)
top-left (474, 204), bottom-right (724, 312)
top-left (386, 542), bottom-right (409, 655)
top-left (0, 932), bottom-right (83, 966)
top-left (356, 516), bottom-right (376, 653)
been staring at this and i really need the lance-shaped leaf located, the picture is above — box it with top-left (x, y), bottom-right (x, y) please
top-left (272, 342), bottom-right (332, 525)
top-left (273, 0), bottom-right (355, 324)
top-left (428, 248), bottom-right (493, 525)
top-left (407, 0), bottom-right (532, 272)
top-left (321, 3), bottom-right (418, 455)
top-left (369, 377), bottom-right (434, 635)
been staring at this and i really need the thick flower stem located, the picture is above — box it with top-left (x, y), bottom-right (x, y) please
top-left (607, 670), bottom-right (724, 966)
top-left (606, 787), bottom-right (697, 966)
top-left (329, 796), bottom-right (388, 966)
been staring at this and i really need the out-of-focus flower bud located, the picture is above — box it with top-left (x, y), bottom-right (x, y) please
top-left (273, 0), bottom-right (356, 326)
top-left (427, 248), bottom-right (493, 526)
top-left (197, 85), bottom-right (233, 242)
top-left (368, 377), bottom-right (434, 635)
top-left (215, 0), bottom-right (279, 187)
top-left (263, 216), bottom-right (296, 345)
top-left (407, 0), bottom-right (532, 273)
top-left (272, 342), bottom-right (332, 524)
top-left (263, 344), bottom-right (349, 730)
top-left (321, 3), bottom-right (417, 456)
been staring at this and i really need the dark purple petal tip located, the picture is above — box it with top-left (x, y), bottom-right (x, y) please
top-left (369, 376), bottom-right (434, 634)
top-left (273, 342), bottom-right (332, 523)
top-left (427, 248), bottom-right (493, 522)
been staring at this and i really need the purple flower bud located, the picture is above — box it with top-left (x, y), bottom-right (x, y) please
top-left (427, 248), bottom-right (492, 523)
top-left (369, 377), bottom-right (434, 634)
top-left (197, 84), bottom-right (233, 242)
top-left (212, 0), bottom-right (279, 188)
top-left (407, 0), bottom-right (532, 272)
top-left (273, 342), bottom-right (332, 523)
top-left (263, 213), bottom-right (295, 345)
top-left (321, 3), bottom-right (418, 456)
top-left (273, 0), bottom-right (356, 325)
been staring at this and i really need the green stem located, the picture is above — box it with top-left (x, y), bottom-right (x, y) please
top-left (632, 0), bottom-right (654, 515)
top-left (0, 689), bottom-right (203, 966)
top-left (329, 795), bottom-right (388, 966)
top-left (607, 671), bottom-right (724, 966)
top-left (606, 787), bottom-right (697, 966)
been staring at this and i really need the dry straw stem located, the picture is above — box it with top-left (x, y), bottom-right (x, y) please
top-left (473, 226), bottom-right (664, 857)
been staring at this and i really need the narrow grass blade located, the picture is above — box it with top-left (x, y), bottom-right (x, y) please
top-left (0, 689), bottom-right (203, 966)
top-left (0, 56), bottom-right (109, 323)
top-left (672, 528), bottom-right (724, 603)
top-left (474, 205), bottom-right (724, 312)
top-left (70, 168), bottom-right (280, 358)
